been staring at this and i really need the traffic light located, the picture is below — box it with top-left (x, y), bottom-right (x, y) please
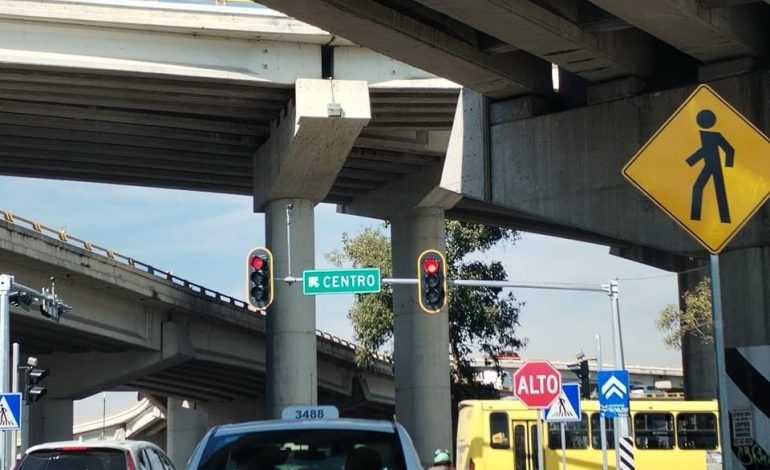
top-left (247, 247), bottom-right (274, 310)
top-left (22, 357), bottom-right (48, 404)
top-left (39, 295), bottom-right (63, 321)
top-left (568, 359), bottom-right (591, 399)
top-left (9, 291), bottom-right (32, 310)
top-left (417, 249), bottom-right (447, 314)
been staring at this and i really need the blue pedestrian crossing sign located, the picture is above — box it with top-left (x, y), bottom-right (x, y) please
top-left (0, 393), bottom-right (21, 430)
top-left (597, 370), bottom-right (630, 418)
top-left (545, 383), bottom-right (582, 423)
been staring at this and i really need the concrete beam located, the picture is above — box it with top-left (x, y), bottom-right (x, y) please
top-left (253, 79), bottom-right (370, 210)
top-left (43, 322), bottom-right (193, 399)
top-left (256, 0), bottom-right (552, 98)
top-left (413, 0), bottom-right (652, 82)
top-left (338, 164), bottom-right (460, 219)
top-left (586, 0), bottom-right (765, 62)
top-left (0, 0), bottom-right (340, 43)
top-left (0, 2), bottom-right (321, 83)
top-left (485, 70), bottom-right (770, 255)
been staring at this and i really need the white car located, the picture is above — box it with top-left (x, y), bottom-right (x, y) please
top-left (18, 440), bottom-right (176, 470)
top-left (186, 406), bottom-right (423, 470)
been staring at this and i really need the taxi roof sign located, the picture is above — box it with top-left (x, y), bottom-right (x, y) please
top-left (281, 405), bottom-right (339, 420)
top-left (623, 84), bottom-right (770, 254)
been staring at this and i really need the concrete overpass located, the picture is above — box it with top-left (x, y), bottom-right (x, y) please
top-left (4, 0), bottom-right (770, 465)
top-left (0, 209), bottom-right (395, 465)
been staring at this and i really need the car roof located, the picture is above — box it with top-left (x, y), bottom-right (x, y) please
top-left (26, 440), bottom-right (161, 454)
top-left (212, 418), bottom-right (400, 436)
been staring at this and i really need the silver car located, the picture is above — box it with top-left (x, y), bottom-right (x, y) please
top-left (186, 411), bottom-right (422, 470)
top-left (18, 440), bottom-right (176, 470)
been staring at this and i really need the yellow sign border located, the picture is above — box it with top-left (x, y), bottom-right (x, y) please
top-left (622, 84), bottom-right (770, 254)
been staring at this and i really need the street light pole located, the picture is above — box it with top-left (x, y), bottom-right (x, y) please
top-left (101, 392), bottom-right (107, 439)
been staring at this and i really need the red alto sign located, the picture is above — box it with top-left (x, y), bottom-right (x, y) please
top-left (513, 360), bottom-right (562, 408)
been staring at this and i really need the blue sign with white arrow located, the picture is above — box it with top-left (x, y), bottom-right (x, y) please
top-left (597, 370), bottom-right (629, 418)
top-left (544, 383), bottom-right (581, 423)
top-left (0, 393), bottom-right (21, 430)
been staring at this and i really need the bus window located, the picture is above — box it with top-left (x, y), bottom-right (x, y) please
top-left (548, 414), bottom-right (589, 449)
top-left (590, 413), bottom-right (615, 449)
top-left (677, 413), bottom-right (718, 450)
top-left (489, 412), bottom-right (510, 449)
top-left (634, 413), bottom-right (675, 449)
top-left (530, 425), bottom-right (538, 470)
top-left (514, 425), bottom-right (526, 470)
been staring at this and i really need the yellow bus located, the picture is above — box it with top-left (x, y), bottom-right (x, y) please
top-left (456, 398), bottom-right (721, 470)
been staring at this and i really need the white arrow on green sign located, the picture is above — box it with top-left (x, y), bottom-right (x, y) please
top-left (302, 268), bottom-right (381, 295)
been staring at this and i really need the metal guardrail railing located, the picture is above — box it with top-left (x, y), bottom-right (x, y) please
top-left (0, 209), bottom-right (370, 358)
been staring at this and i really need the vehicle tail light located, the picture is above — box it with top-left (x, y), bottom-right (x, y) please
top-left (468, 458), bottom-right (475, 470)
top-left (126, 452), bottom-right (137, 470)
top-left (58, 447), bottom-right (88, 452)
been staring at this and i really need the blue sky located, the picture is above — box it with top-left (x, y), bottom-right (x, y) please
top-left (0, 175), bottom-right (684, 421)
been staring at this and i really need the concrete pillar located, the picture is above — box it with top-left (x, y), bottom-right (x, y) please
top-left (678, 262), bottom-right (716, 399)
top-left (207, 398), bottom-right (265, 425)
top-left (26, 399), bottom-right (72, 447)
top-left (167, 398), bottom-right (208, 469)
top-left (265, 198), bottom-right (316, 418)
top-left (391, 207), bottom-right (452, 466)
top-left (718, 247), bottom-right (770, 466)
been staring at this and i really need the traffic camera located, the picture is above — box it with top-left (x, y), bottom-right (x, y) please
top-left (417, 249), bottom-right (447, 313)
top-left (247, 247), bottom-right (274, 310)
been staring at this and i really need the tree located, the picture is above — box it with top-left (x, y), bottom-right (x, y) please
top-left (656, 278), bottom-right (712, 350)
top-left (326, 220), bottom-right (525, 390)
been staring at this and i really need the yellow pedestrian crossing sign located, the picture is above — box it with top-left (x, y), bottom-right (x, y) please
top-left (623, 84), bottom-right (770, 254)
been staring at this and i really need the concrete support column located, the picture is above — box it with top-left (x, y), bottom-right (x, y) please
top-left (391, 207), bottom-right (451, 466)
top-left (207, 398), bottom-right (265, 425)
top-left (265, 198), bottom-right (316, 418)
top-left (678, 263), bottom-right (716, 399)
top-left (26, 399), bottom-right (72, 447)
top-left (718, 247), bottom-right (770, 466)
top-left (167, 398), bottom-right (208, 469)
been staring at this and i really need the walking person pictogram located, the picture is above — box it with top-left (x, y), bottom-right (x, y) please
top-left (0, 403), bottom-right (10, 426)
top-left (558, 397), bottom-right (567, 416)
top-left (686, 109), bottom-right (735, 223)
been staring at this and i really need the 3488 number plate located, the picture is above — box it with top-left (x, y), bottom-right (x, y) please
top-left (281, 405), bottom-right (339, 420)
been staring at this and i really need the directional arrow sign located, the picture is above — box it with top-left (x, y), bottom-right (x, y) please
top-left (597, 370), bottom-right (629, 418)
top-left (302, 268), bottom-right (381, 295)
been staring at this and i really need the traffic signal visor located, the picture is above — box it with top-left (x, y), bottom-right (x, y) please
top-left (247, 247), bottom-right (274, 310)
top-left (417, 249), bottom-right (447, 314)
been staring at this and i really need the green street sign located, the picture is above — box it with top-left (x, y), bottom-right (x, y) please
top-left (302, 268), bottom-right (381, 295)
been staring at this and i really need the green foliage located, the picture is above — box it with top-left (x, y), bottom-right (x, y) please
top-left (656, 277), bottom-right (713, 350)
top-left (326, 220), bottom-right (525, 385)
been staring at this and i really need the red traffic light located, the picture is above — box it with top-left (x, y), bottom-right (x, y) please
top-left (250, 255), bottom-right (265, 270)
top-left (423, 257), bottom-right (439, 274)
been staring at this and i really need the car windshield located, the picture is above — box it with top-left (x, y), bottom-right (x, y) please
top-left (197, 428), bottom-right (407, 470)
top-left (20, 449), bottom-right (127, 470)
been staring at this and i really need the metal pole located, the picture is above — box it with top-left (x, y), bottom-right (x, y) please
top-left (10, 344), bottom-right (18, 470)
top-left (101, 392), bottom-right (107, 439)
top-left (285, 204), bottom-right (293, 279)
top-left (537, 410), bottom-right (544, 470)
top-left (0, 275), bottom-right (12, 470)
top-left (710, 254), bottom-right (732, 470)
top-left (608, 280), bottom-right (627, 470)
top-left (560, 422), bottom-right (567, 470)
top-left (597, 334), bottom-right (608, 470)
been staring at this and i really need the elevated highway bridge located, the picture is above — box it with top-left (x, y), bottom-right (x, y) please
top-left (3, 0), bottom-right (770, 466)
top-left (0, 209), bottom-right (395, 463)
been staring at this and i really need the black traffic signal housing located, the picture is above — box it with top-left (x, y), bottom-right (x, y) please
top-left (247, 247), bottom-right (274, 310)
top-left (9, 291), bottom-right (32, 310)
top-left (39, 295), bottom-right (63, 321)
top-left (569, 359), bottom-right (591, 399)
top-left (22, 360), bottom-right (49, 404)
top-left (417, 249), bottom-right (447, 314)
